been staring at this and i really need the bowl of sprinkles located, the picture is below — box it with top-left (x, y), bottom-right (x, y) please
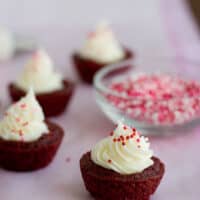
top-left (94, 57), bottom-right (200, 135)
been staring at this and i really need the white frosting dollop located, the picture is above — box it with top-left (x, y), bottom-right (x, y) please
top-left (0, 27), bottom-right (14, 61)
top-left (15, 49), bottom-right (63, 94)
top-left (91, 122), bottom-right (153, 174)
top-left (0, 89), bottom-right (49, 142)
top-left (79, 22), bottom-right (125, 64)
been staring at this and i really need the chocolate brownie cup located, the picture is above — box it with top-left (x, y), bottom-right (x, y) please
top-left (80, 152), bottom-right (164, 200)
top-left (8, 49), bottom-right (74, 117)
top-left (0, 89), bottom-right (64, 171)
top-left (73, 48), bottom-right (132, 84)
top-left (9, 80), bottom-right (74, 117)
top-left (80, 122), bottom-right (165, 200)
top-left (0, 120), bottom-right (63, 171)
top-left (72, 21), bottom-right (133, 84)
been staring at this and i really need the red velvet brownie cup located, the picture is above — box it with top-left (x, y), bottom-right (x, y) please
top-left (72, 22), bottom-right (133, 84)
top-left (8, 49), bottom-right (74, 117)
top-left (0, 89), bottom-right (64, 171)
top-left (80, 122), bottom-right (165, 200)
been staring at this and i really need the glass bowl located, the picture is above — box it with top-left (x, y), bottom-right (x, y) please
top-left (94, 57), bottom-right (200, 136)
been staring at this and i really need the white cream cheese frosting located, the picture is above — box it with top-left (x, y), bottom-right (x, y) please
top-left (0, 89), bottom-right (49, 142)
top-left (15, 49), bottom-right (63, 94)
top-left (79, 22), bottom-right (125, 64)
top-left (91, 122), bottom-right (153, 175)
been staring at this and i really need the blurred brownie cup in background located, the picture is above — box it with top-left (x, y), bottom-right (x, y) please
top-left (9, 49), bottom-right (74, 117)
top-left (72, 21), bottom-right (133, 84)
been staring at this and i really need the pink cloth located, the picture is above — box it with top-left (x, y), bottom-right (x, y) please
top-left (0, 0), bottom-right (200, 199)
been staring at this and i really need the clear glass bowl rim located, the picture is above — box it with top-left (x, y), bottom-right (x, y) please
top-left (93, 57), bottom-right (200, 101)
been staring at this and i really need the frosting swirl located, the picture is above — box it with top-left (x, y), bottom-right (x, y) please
top-left (79, 22), bottom-right (125, 64)
top-left (91, 122), bottom-right (153, 174)
top-left (15, 49), bottom-right (63, 94)
top-left (0, 89), bottom-right (49, 142)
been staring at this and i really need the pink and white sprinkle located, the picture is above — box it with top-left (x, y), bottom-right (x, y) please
top-left (106, 74), bottom-right (200, 126)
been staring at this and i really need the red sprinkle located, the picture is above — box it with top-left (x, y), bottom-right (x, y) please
top-left (20, 103), bottom-right (26, 109)
top-left (16, 117), bottom-right (20, 122)
top-left (130, 133), bottom-right (135, 138)
top-left (123, 126), bottom-right (127, 130)
top-left (22, 122), bottom-right (29, 126)
top-left (126, 136), bottom-right (130, 140)
top-left (120, 135), bottom-right (124, 141)
top-left (88, 32), bottom-right (96, 38)
top-left (136, 138), bottom-right (140, 143)
top-left (18, 130), bottom-right (23, 136)
top-left (122, 142), bottom-right (126, 146)
top-left (108, 159), bottom-right (112, 163)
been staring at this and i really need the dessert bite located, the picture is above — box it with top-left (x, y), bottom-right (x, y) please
top-left (0, 89), bottom-right (64, 171)
top-left (72, 22), bottom-right (133, 84)
top-left (80, 122), bottom-right (165, 200)
top-left (9, 49), bottom-right (74, 117)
